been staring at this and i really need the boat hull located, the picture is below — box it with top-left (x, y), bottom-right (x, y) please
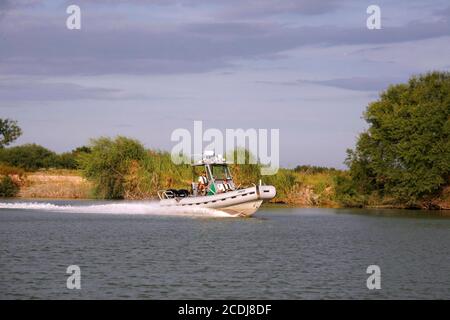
top-left (219, 200), bottom-right (263, 217)
top-left (159, 185), bottom-right (275, 217)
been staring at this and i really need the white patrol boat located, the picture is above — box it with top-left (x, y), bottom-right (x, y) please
top-left (158, 152), bottom-right (276, 217)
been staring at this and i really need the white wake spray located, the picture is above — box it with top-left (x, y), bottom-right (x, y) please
top-left (0, 201), bottom-right (234, 218)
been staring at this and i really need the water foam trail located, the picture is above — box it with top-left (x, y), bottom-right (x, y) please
top-left (0, 201), bottom-right (234, 218)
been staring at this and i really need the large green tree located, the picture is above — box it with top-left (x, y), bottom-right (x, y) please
top-left (346, 71), bottom-right (450, 205)
top-left (0, 119), bottom-right (22, 148)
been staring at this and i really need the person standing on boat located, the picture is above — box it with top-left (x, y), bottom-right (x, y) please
top-left (198, 173), bottom-right (208, 196)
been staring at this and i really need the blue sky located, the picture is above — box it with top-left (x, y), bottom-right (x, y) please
top-left (0, 0), bottom-right (449, 168)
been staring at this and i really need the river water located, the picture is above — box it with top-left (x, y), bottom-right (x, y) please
top-left (0, 200), bottom-right (449, 299)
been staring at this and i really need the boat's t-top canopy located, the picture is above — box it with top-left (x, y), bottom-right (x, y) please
top-left (192, 150), bottom-right (229, 166)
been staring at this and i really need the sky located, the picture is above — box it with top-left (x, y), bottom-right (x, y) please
top-left (0, 0), bottom-right (449, 168)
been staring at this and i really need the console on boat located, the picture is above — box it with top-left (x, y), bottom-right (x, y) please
top-left (158, 151), bottom-right (276, 217)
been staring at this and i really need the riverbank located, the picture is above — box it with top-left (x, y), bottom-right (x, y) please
top-left (5, 169), bottom-right (449, 210)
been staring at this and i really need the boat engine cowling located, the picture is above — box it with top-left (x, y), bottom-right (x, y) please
top-left (176, 189), bottom-right (189, 198)
top-left (165, 189), bottom-right (189, 198)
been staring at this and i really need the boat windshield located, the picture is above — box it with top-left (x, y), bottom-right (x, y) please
top-left (210, 164), bottom-right (231, 180)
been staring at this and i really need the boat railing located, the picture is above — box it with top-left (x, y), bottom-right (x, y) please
top-left (157, 190), bottom-right (175, 200)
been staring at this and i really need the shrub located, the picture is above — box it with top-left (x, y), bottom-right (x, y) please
top-left (78, 136), bottom-right (147, 199)
top-left (333, 174), bottom-right (366, 207)
top-left (0, 144), bottom-right (91, 171)
top-left (0, 176), bottom-right (20, 197)
top-left (0, 144), bottom-right (57, 170)
top-left (56, 152), bottom-right (78, 169)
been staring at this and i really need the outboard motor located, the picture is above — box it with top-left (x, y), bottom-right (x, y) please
top-left (177, 189), bottom-right (189, 198)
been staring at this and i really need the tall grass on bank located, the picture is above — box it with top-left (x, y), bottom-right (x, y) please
top-left (19, 171), bottom-right (92, 199)
top-left (76, 136), bottom-right (346, 205)
top-left (123, 150), bottom-right (192, 199)
top-left (227, 148), bottom-right (261, 188)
